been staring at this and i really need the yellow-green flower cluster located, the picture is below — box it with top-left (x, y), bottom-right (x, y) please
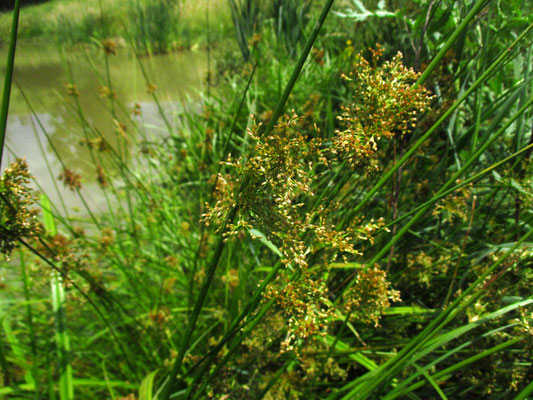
top-left (0, 159), bottom-right (41, 256)
top-left (333, 45), bottom-right (433, 169)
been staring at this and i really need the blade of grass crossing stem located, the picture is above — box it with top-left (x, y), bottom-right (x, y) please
top-left (43, 194), bottom-right (74, 400)
top-left (395, 336), bottom-right (524, 399)
top-left (386, 314), bottom-right (529, 398)
top-left (412, 363), bottom-right (448, 400)
top-left (348, 21), bottom-right (533, 220)
top-left (102, 361), bottom-right (117, 400)
top-left (385, 319), bottom-right (528, 398)
top-left (159, 2), bottom-right (336, 398)
top-left (257, 358), bottom-right (296, 398)
top-left (0, 0), bottom-right (21, 168)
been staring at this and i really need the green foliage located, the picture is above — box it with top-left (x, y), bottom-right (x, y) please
top-left (128, 0), bottom-right (182, 54)
top-left (1, 0), bottom-right (532, 399)
top-left (0, 0), bottom-right (232, 52)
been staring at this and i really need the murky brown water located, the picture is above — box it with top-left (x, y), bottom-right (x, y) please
top-left (1, 42), bottom-right (207, 213)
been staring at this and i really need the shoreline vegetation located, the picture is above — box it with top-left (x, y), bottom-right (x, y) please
top-left (0, 0), bottom-right (232, 53)
top-left (1, 0), bottom-right (532, 399)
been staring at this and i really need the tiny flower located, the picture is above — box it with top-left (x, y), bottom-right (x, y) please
top-left (58, 168), bottom-right (82, 191)
top-left (102, 38), bottom-right (117, 55)
top-left (146, 83), bottom-right (158, 94)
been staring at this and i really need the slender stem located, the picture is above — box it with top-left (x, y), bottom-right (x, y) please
top-left (415, 0), bottom-right (490, 87)
top-left (160, 207), bottom-right (238, 399)
top-left (260, 0), bottom-right (336, 139)
top-left (0, 0), bottom-right (21, 168)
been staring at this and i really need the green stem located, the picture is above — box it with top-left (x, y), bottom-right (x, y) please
top-left (160, 206), bottom-right (238, 399)
top-left (415, 0), bottom-right (490, 87)
top-left (260, 0), bottom-right (336, 139)
top-left (0, 0), bottom-right (21, 167)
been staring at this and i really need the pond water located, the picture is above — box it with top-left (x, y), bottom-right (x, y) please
top-left (1, 42), bottom-right (207, 214)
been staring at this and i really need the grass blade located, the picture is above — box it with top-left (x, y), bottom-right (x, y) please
top-left (0, 0), bottom-right (21, 167)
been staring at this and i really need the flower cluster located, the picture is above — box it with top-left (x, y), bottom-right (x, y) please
top-left (266, 271), bottom-right (333, 353)
top-left (80, 137), bottom-right (108, 152)
top-left (99, 85), bottom-right (117, 100)
top-left (0, 159), bottom-right (42, 256)
top-left (433, 180), bottom-right (473, 223)
top-left (58, 168), bottom-right (82, 191)
top-left (333, 45), bottom-right (432, 169)
top-left (102, 38), bottom-right (117, 55)
top-left (342, 265), bottom-right (401, 327)
top-left (66, 83), bottom-right (80, 97)
top-left (35, 233), bottom-right (82, 277)
top-left (403, 251), bottom-right (449, 288)
top-left (96, 164), bottom-right (108, 187)
top-left (203, 114), bottom-right (363, 268)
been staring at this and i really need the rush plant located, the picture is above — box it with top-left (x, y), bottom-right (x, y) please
top-left (1, 0), bottom-right (532, 399)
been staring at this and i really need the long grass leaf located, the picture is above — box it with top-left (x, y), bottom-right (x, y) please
top-left (0, 0), bottom-right (21, 166)
top-left (139, 370), bottom-right (158, 400)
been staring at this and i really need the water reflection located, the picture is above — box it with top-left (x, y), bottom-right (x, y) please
top-left (1, 42), bottom-right (206, 213)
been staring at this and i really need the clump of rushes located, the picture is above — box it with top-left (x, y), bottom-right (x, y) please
top-left (0, 158), bottom-right (41, 256)
top-left (333, 45), bottom-right (433, 169)
top-left (202, 47), bottom-right (433, 353)
top-left (203, 114), bottom-right (359, 268)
